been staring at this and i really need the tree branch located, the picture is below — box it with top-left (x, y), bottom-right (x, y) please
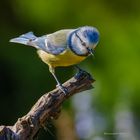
top-left (0, 70), bottom-right (95, 140)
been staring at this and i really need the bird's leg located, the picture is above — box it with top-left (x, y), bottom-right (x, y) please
top-left (74, 65), bottom-right (89, 79)
top-left (49, 66), bottom-right (68, 95)
top-left (52, 73), bottom-right (68, 95)
top-left (75, 65), bottom-right (86, 73)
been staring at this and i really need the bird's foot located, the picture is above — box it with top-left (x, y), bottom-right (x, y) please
top-left (75, 65), bottom-right (87, 74)
top-left (56, 84), bottom-right (68, 95)
top-left (74, 65), bottom-right (91, 79)
top-left (75, 65), bottom-right (86, 73)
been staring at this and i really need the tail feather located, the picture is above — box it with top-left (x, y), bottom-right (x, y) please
top-left (10, 32), bottom-right (37, 46)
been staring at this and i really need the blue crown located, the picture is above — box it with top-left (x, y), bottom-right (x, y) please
top-left (83, 27), bottom-right (99, 44)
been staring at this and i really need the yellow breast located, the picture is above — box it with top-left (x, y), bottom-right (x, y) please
top-left (37, 49), bottom-right (86, 68)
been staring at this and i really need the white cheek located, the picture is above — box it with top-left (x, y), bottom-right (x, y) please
top-left (71, 33), bottom-right (88, 55)
top-left (75, 39), bottom-right (88, 54)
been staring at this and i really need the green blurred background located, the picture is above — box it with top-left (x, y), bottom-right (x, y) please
top-left (0, 0), bottom-right (140, 140)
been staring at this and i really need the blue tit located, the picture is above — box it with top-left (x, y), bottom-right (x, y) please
top-left (10, 26), bottom-right (100, 94)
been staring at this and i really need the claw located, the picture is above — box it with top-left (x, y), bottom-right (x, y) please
top-left (56, 84), bottom-right (68, 95)
top-left (74, 65), bottom-right (90, 79)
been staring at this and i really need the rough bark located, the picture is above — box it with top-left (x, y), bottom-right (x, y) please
top-left (0, 70), bottom-right (95, 140)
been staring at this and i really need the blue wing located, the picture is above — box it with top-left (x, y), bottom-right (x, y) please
top-left (34, 36), bottom-right (66, 55)
top-left (34, 29), bottom-right (73, 55)
top-left (10, 29), bottom-right (73, 55)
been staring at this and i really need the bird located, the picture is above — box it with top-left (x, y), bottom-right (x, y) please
top-left (10, 26), bottom-right (100, 94)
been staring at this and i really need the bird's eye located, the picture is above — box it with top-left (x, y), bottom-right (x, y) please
top-left (81, 41), bottom-right (86, 46)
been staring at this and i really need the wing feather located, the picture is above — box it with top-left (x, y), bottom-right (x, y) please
top-left (34, 29), bottom-right (73, 55)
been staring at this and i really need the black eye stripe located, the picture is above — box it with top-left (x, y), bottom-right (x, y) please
top-left (68, 30), bottom-right (89, 56)
top-left (75, 32), bottom-right (86, 46)
top-left (81, 42), bottom-right (86, 46)
top-left (75, 32), bottom-right (82, 42)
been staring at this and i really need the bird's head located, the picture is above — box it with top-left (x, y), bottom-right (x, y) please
top-left (68, 26), bottom-right (100, 56)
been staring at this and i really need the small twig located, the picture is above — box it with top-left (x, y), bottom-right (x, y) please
top-left (0, 70), bottom-right (95, 140)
